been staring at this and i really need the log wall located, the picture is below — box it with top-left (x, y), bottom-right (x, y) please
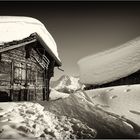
top-left (0, 41), bottom-right (54, 101)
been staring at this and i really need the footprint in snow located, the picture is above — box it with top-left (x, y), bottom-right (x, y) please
top-left (0, 108), bottom-right (3, 111)
top-left (110, 95), bottom-right (118, 99)
top-left (94, 104), bottom-right (100, 108)
top-left (100, 105), bottom-right (110, 108)
top-left (124, 89), bottom-right (131, 92)
top-left (92, 95), bottom-right (99, 98)
top-left (129, 110), bottom-right (140, 115)
top-left (106, 88), bottom-right (114, 92)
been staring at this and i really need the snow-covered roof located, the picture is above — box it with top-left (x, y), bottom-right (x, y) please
top-left (78, 37), bottom-right (140, 85)
top-left (0, 16), bottom-right (61, 66)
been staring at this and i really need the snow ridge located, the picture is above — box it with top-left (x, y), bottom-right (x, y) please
top-left (78, 36), bottom-right (140, 85)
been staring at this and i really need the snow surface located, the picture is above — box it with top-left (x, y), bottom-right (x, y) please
top-left (0, 16), bottom-right (61, 65)
top-left (84, 84), bottom-right (140, 126)
top-left (45, 84), bottom-right (140, 138)
top-left (0, 102), bottom-right (96, 139)
top-left (78, 36), bottom-right (140, 84)
top-left (49, 88), bottom-right (69, 101)
top-left (0, 84), bottom-right (140, 139)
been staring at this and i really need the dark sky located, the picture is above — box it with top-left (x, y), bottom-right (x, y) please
top-left (1, 2), bottom-right (140, 80)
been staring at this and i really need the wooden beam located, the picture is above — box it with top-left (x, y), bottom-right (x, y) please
top-left (10, 60), bottom-right (14, 101)
top-left (24, 62), bottom-right (28, 101)
top-left (46, 78), bottom-right (50, 101)
top-left (43, 68), bottom-right (47, 101)
top-left (0, 39), bottom-right (37, 53)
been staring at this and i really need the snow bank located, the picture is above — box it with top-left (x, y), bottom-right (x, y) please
top-left (0, 102), bottom-right (96, 139)
top-left (84, 84), bottom-right (140, 127)
top-left (45, 85), bottom-right (140, 138)
top-left (1, 84), bottom-right (140, 138)
top-left (0, 16), bottom-right (61, 65)
top-left (78, 37), bottom-right (140, 84)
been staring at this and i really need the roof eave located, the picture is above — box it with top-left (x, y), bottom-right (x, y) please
top-left (36, 33), bottom-right (62, 67)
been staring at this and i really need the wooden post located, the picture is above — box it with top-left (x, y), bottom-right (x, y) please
top-left (46, 60), bottom-right (55, 101)
top-left (24, 88), bottom-right (28, 101)
top-left (18, 89), bottom-right (21, 101)
top-left (43, 68), bottom-right (46, 100)
top-left (34, 70), bottom-right (37, 100)
top-left (0, 53), bottom-right (1, 61)
top-left (10, 60), bottom-right (14, 101)
top-left (46, 78), bottom-right (50, 101)
top-left (24, 62), bottom-right (28, 101)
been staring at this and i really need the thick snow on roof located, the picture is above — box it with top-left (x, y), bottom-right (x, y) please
top-left (78, 37), bottom-right (140, 85)
top-left (0, 16), bottom-right (61, 66)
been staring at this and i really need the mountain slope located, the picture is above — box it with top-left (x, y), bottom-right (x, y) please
top-left (45, 84), bottom-right (140, 138)
top-left (50, 75), bottom-right (84, 93)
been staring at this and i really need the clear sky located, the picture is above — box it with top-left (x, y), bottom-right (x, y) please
top-left (1, 2), bottom-right (140, 80)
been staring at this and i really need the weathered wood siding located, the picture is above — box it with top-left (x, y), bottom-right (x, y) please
top-left (0, 42), bottom-right (52, 101)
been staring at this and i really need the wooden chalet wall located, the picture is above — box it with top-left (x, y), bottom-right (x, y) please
top-left (85, 70), bottom-right (140, 90)
top-left (0, 35), bottom-right (55, 101)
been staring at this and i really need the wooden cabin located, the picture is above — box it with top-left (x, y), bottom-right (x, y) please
top-left (0, 16), bottom-right (61, 101)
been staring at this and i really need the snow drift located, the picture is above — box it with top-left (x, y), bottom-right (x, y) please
top-left (45, 84), bottom-right (140, 138)
top-left (0, 102), bottom-right (96, 139)
top-left (0, 84), bottom-right (140, 139)
top-left (0, 16), bottom-right (61, 65)
top-left (78, 37), bottom-right (140, 85)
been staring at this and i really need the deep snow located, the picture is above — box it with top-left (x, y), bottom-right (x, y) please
top-left (78, 36), bottom-right (140, 85)
top-left (0, 84), bottom-right (140, 139)
top-left (46, 84), bottom-right (140, 138)
top-left (0, 16), bottom-right (61, 64)
top-left (0, 102), bottom-right (96, 139)
top-left (84, 84), bottom-right (140, 126)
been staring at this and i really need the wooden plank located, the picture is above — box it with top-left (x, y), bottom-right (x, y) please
top-left (0, 39), bottom-right (37, 53)
top-left (36, 34), bottom-right (61, 66)
top-left (25, 62), bottom-right (28, 101)
top-left (43, 68), bottom-right (46, 100)
top-left (10, 60), bottom-right (14, 101)
top-left (46, 78), bottom-right (50, 101)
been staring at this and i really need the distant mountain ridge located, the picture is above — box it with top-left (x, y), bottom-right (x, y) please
top-left (50, 75), bottom-right (84, 93)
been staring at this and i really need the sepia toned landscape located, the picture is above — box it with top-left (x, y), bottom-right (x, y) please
top-left (0, 2), bottom-right (140, 139)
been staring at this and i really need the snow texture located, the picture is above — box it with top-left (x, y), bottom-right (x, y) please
top-left (78, 37), bottom-right (140, 85)
top-left (45, 84), bottom-right (140, 138)
top-left (0, 102), bottom-right (96, 139)
top-left (49, 88), bottom-right (69, 101)
top-left (0, 84), bottom-right (140, 138)
top-left (84, 84), bottom-right (140, 127)
top-left (0, 16), bottom-right (61, 64)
